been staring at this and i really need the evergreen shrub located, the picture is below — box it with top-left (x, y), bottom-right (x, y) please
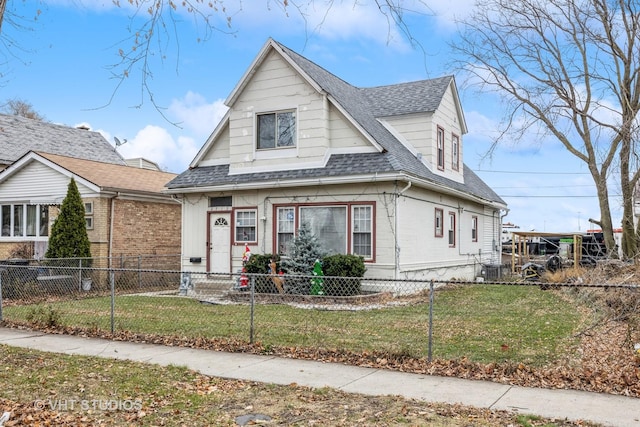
top-left (321, 254), bottom-right (366, 296)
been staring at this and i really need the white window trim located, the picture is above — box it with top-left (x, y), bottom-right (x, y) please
top-left (234, 208), bottom-right (258, 243)
top-left (255, 109), bottom-right (298, 151)
top-left (351, 205), bottom-right (373, 260)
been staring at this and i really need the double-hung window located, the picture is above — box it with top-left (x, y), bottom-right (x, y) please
top-left (472, 216), bottom-right (478, 242)
top-left (448, 212), bottom-right (456, 247)
top-left (435, 208), bottom-right (443, 237)
top-left (277, 207), bottom-right (295, 254)
top-left (452, 134), bottom-right (459, 171)
top-left (352, 206), bottom-right (372, 257)
top-left (235, 209), bottom-right (257, 242)
top-left (257, 110), bottom-right (296, 149)
top-left (437, 126), bottom-right (445, 170)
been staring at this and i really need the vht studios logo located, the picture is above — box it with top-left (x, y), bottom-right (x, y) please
top-left (34, 399), bottom-right (142, 411)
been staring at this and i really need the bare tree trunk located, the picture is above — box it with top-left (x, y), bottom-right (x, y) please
top-left (0, 0), bottom-right (6, 35)
top-left (590, 170), bottom-right (617, 257)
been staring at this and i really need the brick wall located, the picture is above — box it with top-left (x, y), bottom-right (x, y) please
top-left (110, 199), bottom-right (181, 258)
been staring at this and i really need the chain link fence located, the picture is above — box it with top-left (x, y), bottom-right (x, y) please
top-left (1, 260), bottom-right (639, 366)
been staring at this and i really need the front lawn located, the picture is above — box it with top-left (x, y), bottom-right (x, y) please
top-left (2, 284), bottom-right (585, 366)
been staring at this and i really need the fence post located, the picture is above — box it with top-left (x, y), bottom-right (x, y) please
top-left (428, 280), bottom-right (434, 363)
top-left (78, 259), bottom-right (83, 292)
top-left (249, 275), bottom-right (255, 344)
top-left (0, 271), bottom-right (3, 322)
top-left (110, 270), bottom-right (115, 334)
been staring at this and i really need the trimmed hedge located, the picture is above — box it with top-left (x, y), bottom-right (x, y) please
top-left (321, 254), bottom-right (366, 296)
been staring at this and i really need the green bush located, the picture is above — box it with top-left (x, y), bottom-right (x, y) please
top-left (321, 254), bottom-right (366, 296)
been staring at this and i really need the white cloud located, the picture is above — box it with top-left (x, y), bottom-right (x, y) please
top-left (115, 125), bottom-right (197, 173)
top-left (168, 92), bottom-right (228, 138)
top-left (424, 0), bottom-right (476, 29)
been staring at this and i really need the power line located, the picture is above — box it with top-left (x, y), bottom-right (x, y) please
top-left (492, 184), bottom-right (595, 189)
top-left (500, 194), bottom-right (622, 198)
top-left (474, 169), bottom-right (590, 175)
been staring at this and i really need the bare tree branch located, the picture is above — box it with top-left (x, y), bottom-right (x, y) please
top-left (451, 0), bottom-right (640, 257)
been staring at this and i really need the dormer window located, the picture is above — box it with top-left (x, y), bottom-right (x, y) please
top-left (257, 110), bottom-right (296, 149)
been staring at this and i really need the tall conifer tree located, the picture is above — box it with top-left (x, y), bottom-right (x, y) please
top-left (45, 178), bottom-right (91, 260)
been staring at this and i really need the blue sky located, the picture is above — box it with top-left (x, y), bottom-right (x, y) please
top-left (1, 0), bottom-right (616, 233)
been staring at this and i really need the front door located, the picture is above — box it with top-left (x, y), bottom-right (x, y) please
top-left (209, 213), bottom-right (231, 273)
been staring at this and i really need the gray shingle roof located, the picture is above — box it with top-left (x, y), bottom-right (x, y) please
top-left (0, 114), bottom-right (125, 166)
top-left (167, 40), bottom-right (505, 207)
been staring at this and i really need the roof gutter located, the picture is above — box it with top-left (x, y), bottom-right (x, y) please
top-left (165, 172), bottom-right (506, 209)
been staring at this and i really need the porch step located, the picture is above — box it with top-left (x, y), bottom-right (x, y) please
top-left (190, 277), bottom-right (236, 296)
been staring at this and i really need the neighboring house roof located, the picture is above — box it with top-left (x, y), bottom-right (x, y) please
top-left (167, 38), bottom-right (505, 208)
top-left (0, 151), bottom-right (177, 197)
top-left (125, 157), bottom-right (163, 171)
top-left (37, 152), bottom-right (177, 195)
top-left (0, 114), bottom-right (125, 166)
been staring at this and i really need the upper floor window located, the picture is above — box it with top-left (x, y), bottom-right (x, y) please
top-left (452, 134), bottom-right (459, 171)
top-left (257, 110), bottom-right (296, 149)
top-left (437, 126), bottom-right (445, 170)
top-left (234, 209), bottom-right (257, 242)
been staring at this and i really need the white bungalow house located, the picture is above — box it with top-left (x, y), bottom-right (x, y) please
top-left (165, 38), bottom-right (508, 280)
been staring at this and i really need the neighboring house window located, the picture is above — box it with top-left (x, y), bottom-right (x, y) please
top-left (448, 212), bottom-right (456, 247)
top-left (1, 204), bottom-right (50, 238)
top-left (435, 208), bottom-right (443, 237)
top-left (275, 203), bottom-right (374, 260)
top-left (234, 209), bottom-right (257, 242)
top-left (352, 205), bottom-right (372, 258)
top-left (472, 216), bottom-right (478, 242)
top-left (452, 134), bottom-right (459, 171)
top-left (84, 202), bottom-right (93, 230)
top-left (257, 110), bottom-right (296, 149)
top-left (437, 126), bottom-right (445, 170)
top-left (277, 207), bottom-right (295, 254)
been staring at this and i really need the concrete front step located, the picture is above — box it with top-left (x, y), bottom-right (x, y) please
top-left (191, 278), bottom-right (236, 295)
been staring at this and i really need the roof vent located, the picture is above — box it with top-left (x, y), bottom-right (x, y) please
top-left (76, 125), bottom-right (90, 130)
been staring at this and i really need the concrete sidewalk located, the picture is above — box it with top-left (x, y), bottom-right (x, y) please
top-left (1, 327), bottom-right (638, 427)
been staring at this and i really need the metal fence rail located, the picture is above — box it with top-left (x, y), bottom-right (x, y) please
top-left (1, 263), bottom-right (638, 367)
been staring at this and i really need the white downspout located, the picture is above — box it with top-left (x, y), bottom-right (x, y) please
top-left (108, 194), bottom-right (119, 269)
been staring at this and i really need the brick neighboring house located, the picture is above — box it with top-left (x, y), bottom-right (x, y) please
top-left (0, 151), bottom-right (181, 267)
